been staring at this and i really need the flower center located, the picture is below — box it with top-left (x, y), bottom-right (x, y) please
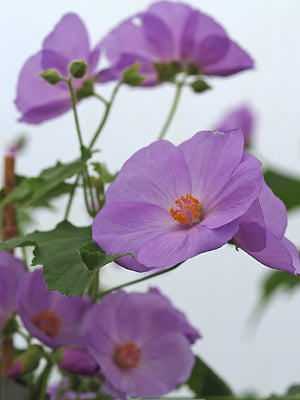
top-left (114, 342), bottom-right (141, 369)
top-left (33, 310), bottom-right (61, 337)
top-left (169, 194), bottom-right (201, 225)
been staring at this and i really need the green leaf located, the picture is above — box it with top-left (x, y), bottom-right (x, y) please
top-left (0, 157), bottom-right (89, 210)
top-left (91, 162), bottom-right (117, 184)
top-left (186, 355), bottom-right (233, 398)
top-left (122, 63), bottom-right (145, 86)
top-left (264, 169), bottom-right (300, 211)
top-left (79, 241), bottom-right (134, 272)
top-left (258, 268), bottom-right (300, 307)
top-left (0, 221), bottom-right (92, 297)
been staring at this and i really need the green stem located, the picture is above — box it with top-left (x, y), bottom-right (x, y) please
top-left (88, 82), bottom-right (122, 149)
top-left (93, 92), bottom-right (108, 106)
top-left (87, 270), bottom-right (100, 300)
top-left (157, 81), bottom-right (184, 140)
top-left (67, 79), bottom-right (84, 147)
top-left (98, 262), bottom-right (182, 299)
top-left (64, 175), bottom-right (80, 220)
top-left (37, 360), bottom-right (52, 400)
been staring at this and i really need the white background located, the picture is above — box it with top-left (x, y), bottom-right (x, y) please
top-left (1, 0), bottom-right (300, 397)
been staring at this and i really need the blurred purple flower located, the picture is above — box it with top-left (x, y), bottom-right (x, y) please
top-left (15, 13), bottom-right (100, 124)
top-left (92, 130), bottom-right (263, 272)
top-left (98, 1), bottom-right (254, 85)
top-left (58, 348), bottom-right (99, 377)
top-left (0, 252), bottom-right (24, 333)
top-left (16, 269), bottom-right (93, 348)
top-left (234, 181), bottom-right (300, 274)
top-left (149, 288), bottom-right (200, 344)
top-left (216, 105), bottom-right (255, 147)
top-left (87, 289), bottom-right (196, 399)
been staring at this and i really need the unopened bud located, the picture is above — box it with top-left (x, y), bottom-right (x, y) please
top-left (8, 344), bottom-right (43, 377)
top-left (190, 79), bottom-right (211, 94)
top-left (69, 60), bottom-right (88, 79)
top-left (39, 69), bottom-right (62, 85)
top-left (56, 348), bottom-right (99, 377)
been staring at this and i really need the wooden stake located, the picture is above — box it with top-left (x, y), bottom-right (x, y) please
top-left (1, 155), bottom-right (17, 379)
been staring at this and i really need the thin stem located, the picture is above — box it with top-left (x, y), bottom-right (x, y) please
top-left (88, 82), bottom-right (122, 149)
top-left (64, 175), bottom-right (80, 220)
top-left (88, 270), bottom-right (100, 300)
top-left (98, 262), bottom-right (182, 299)
top-left (67, 79), bottom-right (84, 147)
top-left (38, 360), bottom-right (53, 400)
top-left (157, 81), bottom-right (184, 140)
top-left (93, 92), bottom-right (108, 106)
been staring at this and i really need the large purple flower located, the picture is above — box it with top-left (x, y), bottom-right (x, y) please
top-left (98, 1), bottom-right (254, 85)
top-left (0, 252), bottom-right (24, 334)
top-left (234, 181), bottom-right (300, 274)
top-left (16, 269), bottom-right (93, 348)
top-left (92, 130), bottom-right (263, 272)
top-left (87, 289), bottom-right (196, 398)
top-left (15, 13), bottom-right (100, 124)
top-left (216, 105), bottom-right (255, 147)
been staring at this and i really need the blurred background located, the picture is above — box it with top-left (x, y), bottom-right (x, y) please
top-left (1, 0), bottom-right (300, 397)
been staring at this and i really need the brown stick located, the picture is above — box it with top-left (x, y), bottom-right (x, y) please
top-left (1, 155), bottom-right (17, 379)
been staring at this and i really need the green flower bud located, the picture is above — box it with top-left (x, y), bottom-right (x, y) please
top-left (39, 69), bottom-right (63, 85)
top-left (76, 77), bottom-right (95, 100)
top-left (69, 59), bottom-right (88, 79)
top-left (8, 345), bottom-right (43, 378)
top-left (190, 79), bottom-right (211, 93)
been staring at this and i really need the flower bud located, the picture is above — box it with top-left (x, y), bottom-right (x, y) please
top-left (8, 344), bottom-right (43, 378)
top-left (39, 69), bottom-right (63, 85)
top-left (69, 59), bottom-right (88, 79)
top-left (190, 79), bottom-right (211, 93)
top-left (56, 348), bottom-right (99, 377)
top-left (122, 63), bottom-right (145, 86)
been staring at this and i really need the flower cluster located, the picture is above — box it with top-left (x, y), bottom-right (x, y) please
top-left (1, 1), bottom-right (299, 400)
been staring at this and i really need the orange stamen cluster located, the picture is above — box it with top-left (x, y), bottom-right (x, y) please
top-left (33, 310), bottom-right (61, 337)
top-left (169, 194), bottom-right (201, 225)
top-left (114, 342), bottom-right (141, 369)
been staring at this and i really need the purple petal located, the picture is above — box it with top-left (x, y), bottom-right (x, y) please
top-left (216, 105), bottom-right (255, 147)
top-left (137, 220), bottom-right (238, 268)
top-left (41, 49), bottom-right (70, 77)
top-left (42, 13), bottom-right (90, 64)
top-left (193, 36), bottom-right (230, 67)
top-left (59, 348), bottom-right (99, 376)
top-left (201, 40), bottom-right (254, 76)
top-left (178, 130), bottom-right (244, 207)
top-left (15, 52), bottom-right (71, 124)
top-left (106, 140), bottom-right (192, 210)
top-left (259, 180), bottom-right (287, 238)
top-left (234, 199), bottom-right (266, 252)
top-left (148, 1), bottom-right (194, 59)
top-left (240, 230), bottom-right (297, 274)
top-left (203, 151), bottom-right (263, 229)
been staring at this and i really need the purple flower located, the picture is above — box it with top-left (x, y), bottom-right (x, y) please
top-left (16, 269), bottom-right (93, 348)
top-left (57, 348), bottom-right (99, 377)
top-left (92, 130), bottom-right (263, 272)
top-left (216, 105), bottom-right (255, 147)
top-left (87, 289), bottom-right (196, 399)
top-left (98, 1), bottom-right (254, 85)
top-left (149, 288), bottom-right (200, 344)
top-left (0, 252), bottom-right (24, 333)
top-left (15, 13), bottom-right (100, 124)
top-left (234, 181), bottom-right (300, 274)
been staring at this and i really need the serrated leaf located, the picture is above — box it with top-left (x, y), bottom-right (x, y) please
top-left (0, 221), bottom-right (92, 297)
top-left (186, 355), bottom-right (233, 398)
top-left (264, 169), bottom-right (300, 211)
top-left (79, 241), bottom-right (134, 272)
top-left (0, 157), bottom-right (89, 210)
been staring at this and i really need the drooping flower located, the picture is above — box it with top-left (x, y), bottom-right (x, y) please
top-left (87, 289), bottom-right (197, 399)
top-left (98, 1), bottom-right (254, 85)
top-left (15, 13), bottom-right (101, 124)
top-left (16, 269), bottom-right (93, 348)
top-left (233, 181), bottom-right (300, 274)
top-left (56, 347), bottom-right (99, 377)
top-left (216, 105), bottom-right (255, 147)
top-left (92, 130), bottom-right (263, 272)
top-left (0, 252), bottom-right (24, 334)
